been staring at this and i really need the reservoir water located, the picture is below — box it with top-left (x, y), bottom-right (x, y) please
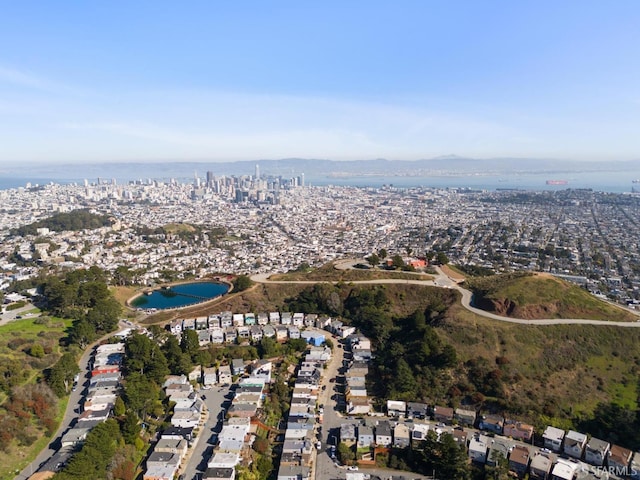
top-left (130, 281), bottom-right (229, 310)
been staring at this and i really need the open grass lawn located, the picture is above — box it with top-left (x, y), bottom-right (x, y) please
top-left (110, 285), bottom-right (140, 307)
top-left (466, 272), bottom-right (638, 321)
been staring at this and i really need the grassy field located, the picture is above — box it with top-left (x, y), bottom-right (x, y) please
top-left (270, 262), bottom-right (432, 282)
top-left (465, 272), bottom-right (638, 321)
top-left (0, 317), bottom-right (72, 480)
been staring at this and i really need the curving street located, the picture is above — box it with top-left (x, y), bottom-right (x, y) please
top-left (251, 264), bottom-right (640, 328)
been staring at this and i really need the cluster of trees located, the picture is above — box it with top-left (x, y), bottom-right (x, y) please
top-left (39, 267), bottom-right (122, 348)
top-left (11, 209), bottom-right (112, 237)
top-left (52, 419), bottom-right (139, 480)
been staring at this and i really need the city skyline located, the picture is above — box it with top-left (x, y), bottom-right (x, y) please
top-left (1, 1), bottom-right (640, 164)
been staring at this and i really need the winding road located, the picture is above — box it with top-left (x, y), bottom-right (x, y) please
top-left (251, 263), bottom-right (640, 328)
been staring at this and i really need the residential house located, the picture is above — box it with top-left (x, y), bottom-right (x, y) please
top-left (452, 428), bottom-right (468, 448)
top-left (244, 313), bottom-right (256, 325)
top-left (608, 444), bottom-right (633, 471)
top-left (394, 423), bottom-right (411, 448)
top-left (207, 315), bottom-right (221, 329)
top-left (195, 317), bottom-right (208, 330)
top-left (183, 318), bottom-right (195, 330)
top-left (509, 445), bottom-right (530, 478)
top-left (288, 326), bottom-right (301, 339)
top-left (411, 423), bottom-right (430, 446)
top-left (250, 325), bottom-right (263, 342)
top-left (387, 400), bottom-right (407, 418)
top-left (468, 434), bottom-right (489, 464)
top-left (203, 467), bottom-right (235, 480)
top-left (198, 330), bottom-right (211, 346)
top-left (154, 438), bottom-right (187, 459)
top-left (543, 426), bottom-right (565, 452)
top-left (292, 312), bottom-right (305, 326)
top-left (550, 459), bottom-right (579, 480)
top-left (232, 313), bottom-right (245, 327)
top-left (143, 451), bottom-right (180, 480)
top-left (529, 453), bottom-right (553, 480)
top-left (220, 312), bottom-right (233, 328)
top-left (454, 408), bottom-right (476, 427)
top-left (262, 325), bottom-right (276, 338)
top-left (584, 437), bottom-right (610, 466)
top-left (277, 466), bottom-right (310, 480)
top-left (375, 421), bottom-right (393, 447)
top-left (433, 406), bottom-right (454, 424)
top-left (304, 314), bottom-right (317, 327)
top-left (218, 365), bottom-right (232, 385)
top-left (211, 329), bottom-right (225, 344)
top-left (269, 312), bottom-right (280, 324)
top-left (487, 438), bottom-right (513, 467)
top-left (237, 325), bottom-right (250, 342)
top-left (340, 423), bottom-right (357, 445)
top-left (275, 325), bottom-right (289, 341)
top-left (188, 365), bottom-right (202, 383)
top-left (203, 367), bottom-right (217, 386)
top-left (257, 313), bottom-right (269, 326)
top-left (281, 312), bottom-right (292, 325)
top-left (406, 402), bottom-right (429, 419)
top-left (224, 327), bottom-right (237, 343)
top-left (479, 414), bottom-right (504, 434)
top-left (503, 420), bottom-right (534, 442)
top-left (357, 425), bottom-right (374, 448)
top-left (231, 358), bottom-right (245, 376)
top-left (563, 430), bottom-right (587, 459)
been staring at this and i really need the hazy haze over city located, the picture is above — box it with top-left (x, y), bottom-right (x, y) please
top-left (1, 1), bottom-right (640, 166)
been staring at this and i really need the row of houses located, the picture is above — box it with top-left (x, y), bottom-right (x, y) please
top-left (169, 311), bottom-right (353, 346)
top-left (276, 343), bottom-right (334, 480)
top-left (344, 334), bottom-right (373, 416)
top-left (469, 431), bottom-right (640, 480)
top-left (61, 342), bottom-right (125, 448)
top-left (201, 365), bottom-right (274, 480)
top-left (540, 426), bottom-right (640, 474)
top-left (143, 375), bottom-right (207, 480)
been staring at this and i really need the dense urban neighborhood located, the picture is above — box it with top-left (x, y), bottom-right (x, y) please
top-left (1, 173), bottom-right (640, 480)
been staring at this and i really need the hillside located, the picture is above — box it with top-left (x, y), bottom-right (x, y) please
top-left (141, 279), bottom-right (640, 448)
top-left (465, 272), bottom-right (638, 321)
top-left (270, 262), bottom-right (432, 282)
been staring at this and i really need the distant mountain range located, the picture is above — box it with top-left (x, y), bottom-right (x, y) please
top-left (3, 157), bottom-right (640, 183)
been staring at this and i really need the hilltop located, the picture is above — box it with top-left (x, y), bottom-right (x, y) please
top-left (465, 272), bottom-right (637, 321)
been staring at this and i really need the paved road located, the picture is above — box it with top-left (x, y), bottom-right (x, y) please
top-left (251, 265), bottom-right (640, 327)
top-left (0, 303), bottom-right (40, 326)
top-left (180, 385), bottom-right (233, 480)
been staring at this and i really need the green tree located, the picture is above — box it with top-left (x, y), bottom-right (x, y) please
top-left (120, 410), bottom-right (142, 445)
top-left (366, 253), bottom-right (380, 267)
top-left (337, 442), bottom-right (355, 464)
top-left (46, 352), bottom-right (80, 397)
top-left (113, 396), bottom-right (126, 417)
top-left (181, 329), bottom-right (200, 362)
top-left (233, 275), bottom-right (253, 292)
top-left (391, 254), bottom-right (405, 269)
top-left (436, 251), bottom-right (450, 265)
top-left (378, 248), bottom-right (388, 259)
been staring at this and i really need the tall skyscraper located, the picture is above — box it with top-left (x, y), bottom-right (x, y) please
top-left (255, 164), bottom-right (260, 180)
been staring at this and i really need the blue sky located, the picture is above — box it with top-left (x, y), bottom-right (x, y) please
top-left (1, 1), bottom-right (639, 164)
